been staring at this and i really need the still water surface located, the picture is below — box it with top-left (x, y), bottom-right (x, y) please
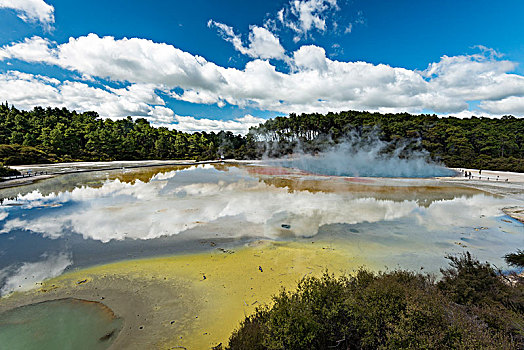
top-left (0, 298), bottom-right (122, 350)
top-left (0, 163), bottom-right (522, 296)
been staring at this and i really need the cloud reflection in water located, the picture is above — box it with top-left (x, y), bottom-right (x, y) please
top-left (0, 165), bottom-right (518, 243)
top-left (0, 164), bottom-right (522, 294)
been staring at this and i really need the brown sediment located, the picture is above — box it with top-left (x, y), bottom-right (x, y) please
top-left (503, 207), bottom-right (524, 224)
top-left (344, 177), bottom-right (375, 183)
top-left (72, 298), bottom-right (120, 321)
top-left (0, 240), bottom-right (376, 349)
top-left (251, 174), bottom-right (486, 207)
top-left (107, 165), bottom-right (193, 184)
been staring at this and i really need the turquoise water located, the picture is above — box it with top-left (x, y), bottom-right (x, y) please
top-left (0, 298), bottom-right (122, 350)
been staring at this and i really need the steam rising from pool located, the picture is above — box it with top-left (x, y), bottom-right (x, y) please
top-left (273, 139), bottom-right (455, 178)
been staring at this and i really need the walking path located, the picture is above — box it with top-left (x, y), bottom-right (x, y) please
top-left (451, 168), bottom-right (524, 183)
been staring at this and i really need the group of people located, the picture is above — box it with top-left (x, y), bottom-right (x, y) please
top-left (461, 169), bottom-right (482, 179)
top-left (460, 169), bottom-right (508, 182)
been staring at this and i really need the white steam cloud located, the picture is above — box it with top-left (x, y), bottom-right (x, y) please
top-left (274, 143), bottom-right (455, 178)
top-left (266, 133), bottom-right (456, 178)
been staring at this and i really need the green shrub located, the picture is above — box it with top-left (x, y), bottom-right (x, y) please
top-left (505, 250), bottom-right (524, 268)
top-left (0, 144), bottom-right (51, 165)
top-left (222, 253), bottom-right (524, 349)
top-left (0, 163), bottom-right (20, 177)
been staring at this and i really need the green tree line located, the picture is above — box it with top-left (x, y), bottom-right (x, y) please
top-left (0, 103), bottom-right (247, 165)
top-left (1, 103), bottom-right (523, 172)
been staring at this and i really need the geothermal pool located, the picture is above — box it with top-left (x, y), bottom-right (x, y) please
top-left (0, 298), bottom-right (122, 350)
top-left (0, 162), bottom-right (522, 348)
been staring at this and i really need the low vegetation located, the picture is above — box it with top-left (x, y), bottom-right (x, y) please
top-left (216, 252), bottom-right (524, 349)
top-left (0, 163), bottom-right (20, 177)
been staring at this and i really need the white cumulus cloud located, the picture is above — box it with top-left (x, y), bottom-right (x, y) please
top-left (278, 0), bottom-right (339, 41)
top-left (0, 0), bottom-right (54, 26)
top-left (293, 45), bottom-right (329, 71)
top-left (208, 20), bottom-right (286, 60)
top-left (0, 71), bottom-right (173, 124)
top-left (0, 35), bottom-right (55, 61)
top-left (1, 34), bottom-right (524, 125)
top-left (480, 96), bottom-right (524, 115)
top-left (172, 114), bottom-right (266, 134)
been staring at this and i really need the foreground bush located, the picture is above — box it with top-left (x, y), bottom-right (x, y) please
top-left (220, 253), bottom-right (524, 349)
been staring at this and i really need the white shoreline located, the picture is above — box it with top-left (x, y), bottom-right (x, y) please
top-left (0, 160), bottom-right (223, 190)
top-left (450, 168), bottom-right (524, 183)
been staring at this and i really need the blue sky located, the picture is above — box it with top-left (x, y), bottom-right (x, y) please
top-left (0, 0), bottom-right (523, 133)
